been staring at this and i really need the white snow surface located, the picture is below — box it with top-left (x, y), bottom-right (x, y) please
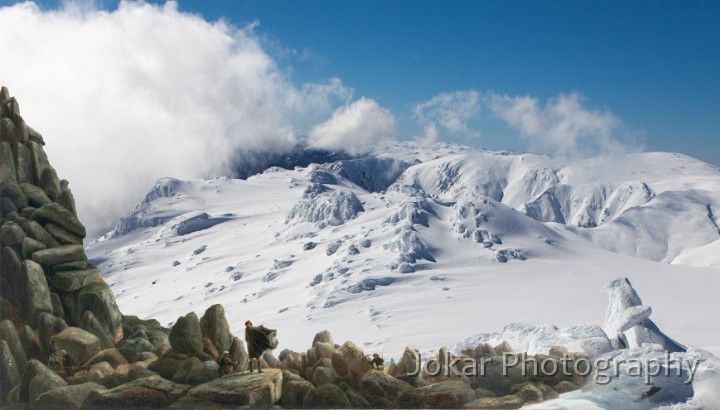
top-left (86, 142), bottom-right (720, 408)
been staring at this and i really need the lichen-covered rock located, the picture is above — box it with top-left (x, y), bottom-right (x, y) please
top-left (0, 221), bottom-right (25, 246)
top-left (18, 325), bottom-right (41, 362)
top-left (21, 236), bottom-right (46, 259)
top-left (0, 320), bottom-right (27, 371)
top-left (31, 245), bottom-right (85, 267)
top-left (51, 327), bottom-right (102, 367)
top-left (59, 182), bottom-right (77, 217)
top-left (86, 349), bottom-right (129, 369)
top-left (312, 366), bottom-right (338, 386)
top-left (78, 282), bottom-right (123, 344)
top-left (14, 143), bottom-right (33, 185)
top-left (185, 360), bottom-right (219, 386)
top-left (169, 312), bottom-right (203, 358)
top-left (118, 337), bottom-right (156, 359)
top-left (463, 394), bottom-right (524, 409)
top-left (18, 359), bottom-right (68, 405)
top-left (397, 380), bottom-right (477, 408)
top-left (331, 341), bottom-right (363, 378)
top-left (52, 269), bottom-right (101, 292)
top-left (36, 312), bottom-right (67, 364)
top-left (128, 366), bottom-right (159, 382)
top-left (282, 379), bottom-right (315, 407)
top-left (1, 184), bottom-right (28, 209)
top-left (39, 168), bottom-right (61, 202)
top-left (314, 342), bottom-right (335, 360)
top-left (200, 304), bottom-right (233, 355)
top-left (0, 340), bottom-right (21, 405)
top-left (0, 142), bottom-right (16, 185)
top-left (338, 382), bottom-right (372, 408)
top-left (18, 183), bottom-right (51, 208)
top-left (83, 375), bottom-right (191, 408)
top-left (27, 221), bottom-right (59, 248)
top-left (147, 356), bottom-right (184, 380)
top-left (396, 345), bottom-right (421, 376)
top-left (45, 223), bottom-right (83, 245)
top-left (303, 383), bottom-right (351, 408)
top-left (1, 246), bottom-right (21, 286)
top-left (78, 311), bottom-right (114, 350)
top-left (312, 330), bottom-right (334, 347)
top-left (32, 202), bottom-right (86, 238)
top-left (553, 380), bottom-right (579, 394)
top-left (228, 336), bottom-right (248, 372)
top-left (17, 260), bottom-right (53, 326)
top-left (34, 382), bottom-right (106, 410)
top-left (360, 370), bottom-right (413, 407)
top-left (187, 368), bottom-right (282, 406)
top-left (54, 260), bottom-right (91, 273)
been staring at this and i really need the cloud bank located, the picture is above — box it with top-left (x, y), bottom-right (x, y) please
top-left (308, 98), bottom-right (395, 155)
top-left (0, 1), bottom-right (385, 237)
top-left (413, 90), bottom-right (639, 158)
top-left (486, 91), bottom-right (636, 158)
top-left (413, 90), bottom-right (481, 143)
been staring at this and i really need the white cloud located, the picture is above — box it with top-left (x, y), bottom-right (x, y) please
top-left (413, 90), bottom-right (481, 142)
top-left (487, 91), bottom-right (636, 158)
top-left (308, 97), bottom-right (396, 155)
top-left (412, 89), bottom-right (639, 157)
top-left (0, 1), bottom-right (354, 237)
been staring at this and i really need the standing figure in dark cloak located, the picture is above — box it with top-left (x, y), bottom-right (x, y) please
top-left (245, 320), bottom-right (278, 373)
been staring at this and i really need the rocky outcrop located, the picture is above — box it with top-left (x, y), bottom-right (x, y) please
top-left (34, 382), bottom-right (106, 410)
top-left (186, 368), bottom-right (283, 407)
top-left (1, 87), bottom-right (123, 370)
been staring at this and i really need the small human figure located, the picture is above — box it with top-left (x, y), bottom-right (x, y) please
top-left (369, 353), bottom-right (385, 370)
top-left (219, 351), bottom-right (238, 377)
top-left (244, 320), bottom-right (278, 373)
top-left (48, 340), bottom-right (67, 371)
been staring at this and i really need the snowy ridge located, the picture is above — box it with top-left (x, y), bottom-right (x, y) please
top-left (87, 143), bottom-right (720, 366)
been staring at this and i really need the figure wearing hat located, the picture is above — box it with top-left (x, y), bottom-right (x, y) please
top-left (219, 350), bottom-right (239, 376)
top-left (369, 353), bottom-right (385, 370)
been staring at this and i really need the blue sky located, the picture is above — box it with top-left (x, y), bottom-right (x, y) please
top-left (175, 0), bottom-right (719, 163)
top-left (2, 0), bottom-right (719, 164)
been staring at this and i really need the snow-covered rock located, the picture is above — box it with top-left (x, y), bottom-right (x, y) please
top-left (603, 278), bottom-right (685, 353)
top-left (286, 189), bottom-right (364, 228)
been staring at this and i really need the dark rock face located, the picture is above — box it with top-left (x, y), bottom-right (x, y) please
top-left (77, 282), bottom-right (123, 343)
top-left (85, 348), bottom-right (129, 368)
top-left (18, 359), bottom-right (68, 405)
top-left (199, 304), bottom-right (233, 355)
top-left (17, 260), bottom-right (53, 327)
top-left (312, 329), bottom-right (334, 347)
top-left (187, 368), bottom-right (282, 407)
top-left (0, 340), bottom-right (21, 405)
top-left (304, 383), bottom-right (351, 408)
top-left (228, 336), bottom-right (248, 372)
top-left (360, 370), bottom-right (414, 407)
top-left (79, 311), bottom-right (114, 350)
top-left (282, 379), bottom-right (315, 407)
top-left (83, 376), bottom-right (191, 408)
top-left (169, 312), bottom-right (204, 357)
top-left (0, 320), bottom-right (27, 371)
top-left (34, 382), bottom-right (106, 410)
top-left (51, 327), bottom-right (102, 366)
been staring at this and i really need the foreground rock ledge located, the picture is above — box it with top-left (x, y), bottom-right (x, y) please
top-left (184, 369), bottom-right (282, 407)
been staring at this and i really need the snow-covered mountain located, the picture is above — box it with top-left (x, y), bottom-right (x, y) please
top-left (87, 142), bottom-right (720, 361)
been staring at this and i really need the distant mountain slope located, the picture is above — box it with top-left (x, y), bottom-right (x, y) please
top-left (86, 143), bottom-right (720, 356)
